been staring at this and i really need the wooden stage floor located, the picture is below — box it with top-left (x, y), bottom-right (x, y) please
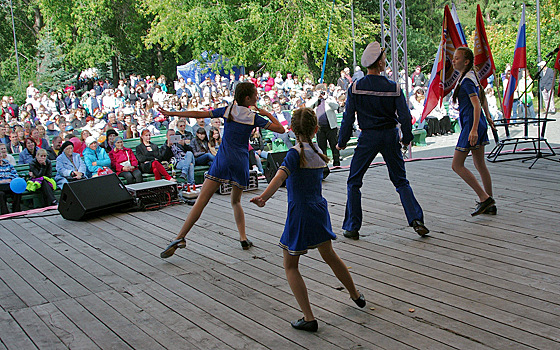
top-left (1, 157), bottom-right (559, 349)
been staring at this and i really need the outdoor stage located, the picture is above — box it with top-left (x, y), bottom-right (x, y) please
top-left (1, 157), bottom-right (559, 349)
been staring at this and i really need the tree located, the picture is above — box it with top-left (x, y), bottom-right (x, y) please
top-left (36, 30), bottom-right (74, 91)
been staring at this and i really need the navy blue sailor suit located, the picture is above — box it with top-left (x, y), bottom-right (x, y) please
top-left (337, 74), bottom-right (424, 232)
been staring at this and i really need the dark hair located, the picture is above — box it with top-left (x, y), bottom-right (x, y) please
top-left (226, 82), bottom-right (257, 122)
top-left (194, 128), bottom-right (209, 152)
top-left (452, 47), bottom-right (487, 107)
top-left (290, 107), bottom-right (329, 167)
top-left (25, 137), bottom-right (37, 155)
top-left (208, 126), bottom-right (221, 148)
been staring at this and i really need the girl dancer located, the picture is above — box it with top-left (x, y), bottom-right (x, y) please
top-left (159, 82), bottom-right (284, 258)
top-left (251, 107), bottom-right (365, 332)
top-left (451, 47), bottom-right (496, 216)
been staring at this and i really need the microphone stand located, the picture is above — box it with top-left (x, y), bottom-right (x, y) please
top-left (522, 54), bottom-right (560, 168)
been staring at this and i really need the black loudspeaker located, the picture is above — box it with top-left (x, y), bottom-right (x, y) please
top-left (58, 174), bottom-right (134, 221)
top-left (264, 151), bottom-right (288, 184)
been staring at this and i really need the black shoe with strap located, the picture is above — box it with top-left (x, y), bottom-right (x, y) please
top-left (160, 238), bottom-right (186, 258)
top-left (472, 196), bottom-right (495, 217)
top-left (483, 205), bottom-right (497, 215)
top-left (352, 293), bottom-right (366, 308)
top-left (291, 317), bottom-right (318, 332)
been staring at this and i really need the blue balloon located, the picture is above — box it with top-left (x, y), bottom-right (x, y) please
top-left (10, 177), bottom-right (27, 194)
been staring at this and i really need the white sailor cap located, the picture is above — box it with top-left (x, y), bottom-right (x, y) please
top-left (361, 42), bottom-right (385, 68)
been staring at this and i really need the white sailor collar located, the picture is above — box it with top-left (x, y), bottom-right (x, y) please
top-left (459, 71), bottom-right (479, 87)
top-left (293, 142), bottom-right (327, 169)
top-left (224, 103), bottom-right (256, 125)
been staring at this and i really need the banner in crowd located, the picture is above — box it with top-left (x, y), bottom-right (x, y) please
top-left (502, 5), bottom-right (526, 120)
top-left (473, 4), bottom-right (496, 88)
top-left (422, 5), bottom-right (465, 121)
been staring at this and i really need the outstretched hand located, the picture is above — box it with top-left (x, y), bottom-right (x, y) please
top-left (250, 196), bottom-right (266, 207)
top-left (157, 107), bottom-right (172, 116)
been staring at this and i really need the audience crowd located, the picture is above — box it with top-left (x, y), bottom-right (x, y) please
top-left (1, 63), bottom-right (551, 215)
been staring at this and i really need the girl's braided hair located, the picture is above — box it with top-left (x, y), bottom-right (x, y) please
top-left (226, 82), bottom-right (257, 123)
top-left (452, 47), bottom-right (487, 107)
top-left (290, 107), bottom-right (329, 167)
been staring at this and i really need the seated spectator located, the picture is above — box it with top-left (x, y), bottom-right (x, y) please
top-left (170, 130), bottom-right (195, 185)
top-left (28, 148), bottom-right (58, 206)
top-left (208, 126), bottom-right (221, 156)
top-left (249, 127), bottom-right (267, 174)
top-left (45, 120), bottom-right (59, 138)
top-left (0, 143), bottom-right (16, 166)
top-left (70, 108), bottom-right (87, 129)
top-left (55, 141), bottom-right (88, 188)
top-left (83, 136), bottom-right (112, 177)
top-left (136, 129), bottom-right (175, 181)
top-left (82, 116), bottom-right (101, 138)
top-left (192, 117), bottom-right (211, 137)
top-left (158, 129), bottom-right (175, 162)
top-left (100, 129), bottom-right (118, 153)
top-left (70, 136), bottom-right (86, 156)
top-left (191, 128), bottom-right (215, 167)
top-left (7, 131), bottom-right (23, 154)
top-left (126, 122), bottom-right (140, 139)
top-left (0, 157), bottom-right (22, 214)
top-left (0, 124), bottom-right (9, 144)
top-left (18, 138), bottom-right (39, 164)
top-left (109, 137), bottom-right (143, 184)
top-left (271, 101), bottom-right (295, 148)
top-left (51, 136), bottom-right (63, 157)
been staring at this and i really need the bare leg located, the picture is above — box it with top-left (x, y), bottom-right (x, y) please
top-left (451, 150), bottom-right (490, 202)
top-left (175, 178), bottom-right (220, 240)
top-left (230, 186), bottom-right (247, 241)
top-left (317, 241), bottom-right (360, 300)
top-left (283, 250), bottom-right (314, 321)
top-left (471, 147), bottom-right (493, 197)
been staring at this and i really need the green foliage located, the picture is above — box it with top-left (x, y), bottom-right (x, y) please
top-left (36, 30), bottom-right (74, 92)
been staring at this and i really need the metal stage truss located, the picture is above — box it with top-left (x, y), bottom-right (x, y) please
top-left (379, 0), bottom-right (410, 100)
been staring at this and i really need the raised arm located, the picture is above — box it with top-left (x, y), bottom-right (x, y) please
top-left (157, 107), bottom-right (212, 119)
top-left (258, 108), bottom-right (285, 134)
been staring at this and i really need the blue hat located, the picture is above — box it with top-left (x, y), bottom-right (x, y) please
top-left (46, 121), bottom-right (54, 126)
top-left (65, 125), bottom-right (74, 131)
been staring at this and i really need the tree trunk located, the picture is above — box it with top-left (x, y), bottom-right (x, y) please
top-left (156, 44), bottom-right (164, 75)
top-left (33, 6), bottom-right (43, 36)
top-left (111, 55), bottom-right (119, 86)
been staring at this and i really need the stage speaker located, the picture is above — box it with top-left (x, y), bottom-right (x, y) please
top-left (264, 151), bottom-right (288, 184)
top-left (58, 174), bottom-right (134, 221)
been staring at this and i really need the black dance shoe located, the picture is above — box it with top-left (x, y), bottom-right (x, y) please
top-left (160, 238), bottom-right (186, 258)
top-left (240, 239), bottom-right (253, 250)
top-left (412, 220), bottom-right (429, 237)
top-left (343, 230), bottom-right (359, 240)
top-left (291, 317), bottom-right (318, 332)
top-left (471, 197), bottom-right (495, 217)
top-left (352, 293), bottom-right (366, 308)
top-left (483, 205), bottom-right (497, 215)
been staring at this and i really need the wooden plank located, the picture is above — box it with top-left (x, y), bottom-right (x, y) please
top-left (0, 310), bottom-right (38, 350)
top-left (33, 303), bottom-right (100, 350)
top-left (10, 307), bottom-right (66, 349)
top-left (0, 276), bottom-right (26, 312)
top-left (115, 285), bottom-right (234, 350)
top-left (53, 298), bottom-right (133, 350)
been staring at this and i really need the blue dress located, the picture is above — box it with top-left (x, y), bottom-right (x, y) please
top-left (278, 143), bottom-right (336, 255)
top-left (207, 104), bottom-right (271, 188)
top-left (456, 71), bottom-right (490, 152)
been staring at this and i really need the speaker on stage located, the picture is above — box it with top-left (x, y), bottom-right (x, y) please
top-left (58, 174), bottom-right (134, 221)
top-left (264, 151), bottom-right (288, 184)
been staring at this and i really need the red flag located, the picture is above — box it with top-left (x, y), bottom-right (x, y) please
top-left (422, 5), bottom-right (465, 121)
top-left (502, 6), bottom-right (526, 120)
top-left (473, 5), bottom-right (496, 88)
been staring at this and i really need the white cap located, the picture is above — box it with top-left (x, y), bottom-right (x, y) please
top-left (85, 136), bottom-right (97, 147)
top-left (537, 61), bottom-right (546, 67)
top-left (361, 42), bottom-right (384, 68)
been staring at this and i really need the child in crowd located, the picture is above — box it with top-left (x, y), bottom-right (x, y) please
top-left (158, 82), bottom-right (285, 258)
top-left (451, 47), bottom-right (496, 216)
top-left (250, 107), bottom-right (365, 332)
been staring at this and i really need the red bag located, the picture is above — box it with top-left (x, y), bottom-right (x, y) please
top-left (96, 167), bottom-right (114, 176)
